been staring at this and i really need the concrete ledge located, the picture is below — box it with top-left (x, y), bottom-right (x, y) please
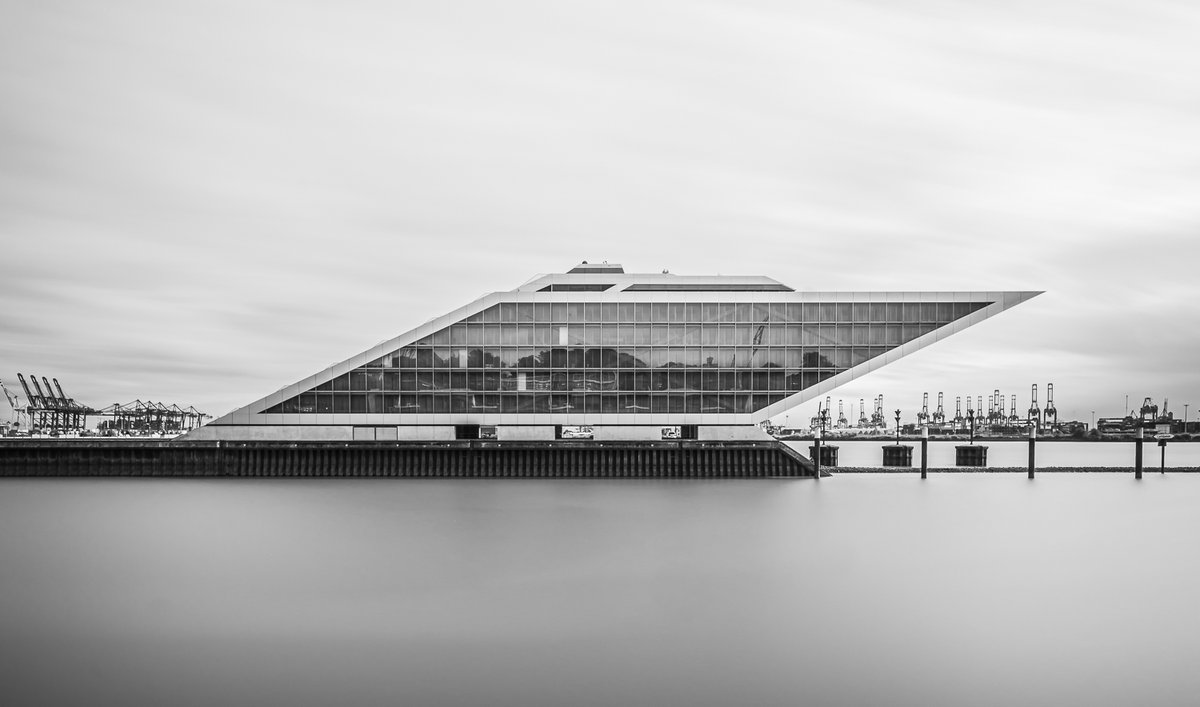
top-left (698, 425), bottom-right (774, 441)
top-left (396, 426), bottom-right (455, 441)
top-left (180, 425), bottom-right (354, 441)
top-left (497, 425), bottom-right (557, 441)
top-left (593, 426), bottom-right (664, 441)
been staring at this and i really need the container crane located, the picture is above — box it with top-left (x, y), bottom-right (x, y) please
top-left (1140, 397), bottom-right (1158, 424)
top-left (917, 393), bottom-right (930, 426)
top-left (1028, 384), bottom-right (1041, 430)
top-left (17, 374), bottom-right (44, 409)
top-left (990, 389), bottom-right (1003, 426)
top-left (858, 398), bottom-right (869, 427)
top-left (954, 396), bottom-right (964, 430)
top-left (836, 399), bottom-right (848, 428)
top-left (1043, 383), bottom-right (1057, 429)
top-left (871, 395), bottom-right (885, 428)
top-left (1009, 394), bottom-right (1019, 425)
top-left (932, 392), bottom-right (946, 424)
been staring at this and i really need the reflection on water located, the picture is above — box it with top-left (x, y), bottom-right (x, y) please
top-left (2, 475), bottom-right (1199, 706)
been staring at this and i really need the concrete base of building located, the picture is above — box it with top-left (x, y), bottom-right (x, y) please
top-left (497, 425), bottom-right (557, 441)
top-left (697, 425), bottom-right (774, 442)
top-left (181, 425), bottom-right (355, 441)
top-left (592, 426), bottom-right (665, 441)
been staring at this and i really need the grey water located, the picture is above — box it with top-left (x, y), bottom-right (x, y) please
top-left (2, 475), bottom-right (1199, 707)
top-left (788, 439), bottom-right (1200, 468)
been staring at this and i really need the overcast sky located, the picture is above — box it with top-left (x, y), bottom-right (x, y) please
top-left (3, 0), bottom-right (1198, 426)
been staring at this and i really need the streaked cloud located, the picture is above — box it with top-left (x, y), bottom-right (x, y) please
top-left (2, 0), bottom-right (1197, 420)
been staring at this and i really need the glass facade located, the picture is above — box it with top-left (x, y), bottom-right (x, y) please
top-left (264, 301), bottom-right (989, 416)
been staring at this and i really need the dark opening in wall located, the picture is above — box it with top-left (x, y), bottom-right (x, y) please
top-left (455, 425), bottom-right (480, 440)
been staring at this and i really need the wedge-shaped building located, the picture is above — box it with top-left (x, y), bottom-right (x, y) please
top-left (187, 263), bottom-right (1039, 442)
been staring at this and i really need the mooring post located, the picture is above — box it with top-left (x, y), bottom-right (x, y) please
top-left (920, 425), bottom-right (928, 479)
top-left (1160, 437), bottom-right (1167, 474)
top-left (1135, 426), bottom-right (1143, 480)
top-left (1028, 424), bottom-right (1036, 479)
top-left (813, 427), bottom-right (822, 480)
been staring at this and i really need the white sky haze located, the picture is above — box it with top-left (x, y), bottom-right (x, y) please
top-left (2, 0), bottom-right (1198, 425)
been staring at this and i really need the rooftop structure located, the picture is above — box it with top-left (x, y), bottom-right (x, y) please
top-left (185, 263), bottom-right (1039, 442)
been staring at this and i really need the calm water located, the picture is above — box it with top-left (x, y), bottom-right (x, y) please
top-left (788, 439), bottom-right (1200, 468)
top-left (2, 475), bottom-right (1199, 706)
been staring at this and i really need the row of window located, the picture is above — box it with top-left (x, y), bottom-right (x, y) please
top-left (300, 368), bottom-right (834, 394)
top-left (459, 301), bottom-right (985, 324)
top-left (404, 322), bottom-right (943, 348)
top-left (267, 392), bottom-right (795, 415)
top-left (361, 346), bottom-right (890, 370)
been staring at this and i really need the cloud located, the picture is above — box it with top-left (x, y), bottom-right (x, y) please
top-left (2, 0), bottom-right (1198, 420)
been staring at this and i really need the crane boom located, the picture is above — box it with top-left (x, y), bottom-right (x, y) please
top-left (41, 376), bottom-right (62, 405)
top-left (0, 378), bottom-right (20, 410)
top-left (19, 374), bottom-right (44, 408)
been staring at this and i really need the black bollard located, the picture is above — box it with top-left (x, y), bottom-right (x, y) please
top-left (1028, 425), bottom-right (1036, 479)
top-left (920, 426), bottom-right (928, 479)
top-left (1160, 436), bottom-right (1167, 474)
top-left (814, 432), bottom-right (822, 481)
top-left (1135, 427), bottom-right (1143, 480)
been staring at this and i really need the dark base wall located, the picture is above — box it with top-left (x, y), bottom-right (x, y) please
top-left (0, 440), bottom-right (817, 478)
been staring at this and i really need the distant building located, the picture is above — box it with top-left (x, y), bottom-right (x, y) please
top-left (185, 263), bottom-right (1038, 442)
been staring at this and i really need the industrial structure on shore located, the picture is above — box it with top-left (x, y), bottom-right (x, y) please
top-left (0, 375), bottom-right (208, 437)
top-left (779, 385), bottom-right (1193, 440)
top-left (183, 262), bottom-right (1038, 442)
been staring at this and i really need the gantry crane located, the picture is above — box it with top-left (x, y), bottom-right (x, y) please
top-left (858, 398), bottom-right (869, 427)
top-left (1043, 383), bottom-right (1057, 429)
top-left (932, 392), bottom-right (946, 425)
top-left (1140, 397), bottom-right (1158, 423)
top-left (1008, 394), bottom-right (1019, 425)
top-left (917, 393), bottom-right (930, 426)
top-left (954, 396), bottom-right (964, 430)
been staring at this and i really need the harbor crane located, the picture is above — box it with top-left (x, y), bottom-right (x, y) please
top-left (1008, 394), bottom-right (1019, 425)
top-left (917, 393), bottom-right (930, 426)
top-left (989, 389), bottom-right (1003, 426)
top-left (1028, 384), bottom-right (1041, 430)
top-left (1, 378), bottom-right (27, 428)
top-left (836, 399), bottom-right (848, 428)
top-left (1140, 397), bottom-right (1158, 423)
top-left (858, 398), bottom-right (869, 428)
top-left (871, 395), bottom-right (885, 428)
top-left (18, 374), bottom-right (44, 409)
top-left (932, 392), bottom-right (946, 424)
top-left (1043, 383), bottom-right (1057, 428)
top-left (811, 396), bottom-right (834, 430)
top-left (954, 396), bottom-right (964, 430)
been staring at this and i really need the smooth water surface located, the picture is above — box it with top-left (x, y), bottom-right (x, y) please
top-left (2, 475), bottom-right (1198, 706)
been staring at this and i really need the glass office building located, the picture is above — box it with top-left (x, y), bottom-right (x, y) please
top-left (189, 263), bottom-right (1039, 441)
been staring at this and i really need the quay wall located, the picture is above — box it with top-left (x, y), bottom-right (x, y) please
top-left (0, 440), bottom-right (817, 479)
